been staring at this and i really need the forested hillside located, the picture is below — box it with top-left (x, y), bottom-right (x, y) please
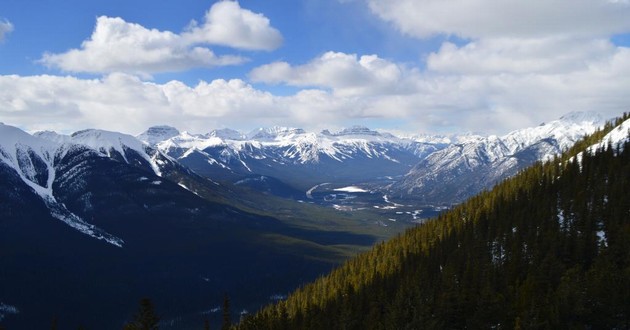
top-left (238, 114), bottom-right (630, 329)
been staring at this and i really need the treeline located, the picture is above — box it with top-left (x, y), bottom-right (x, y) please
top-left (236, 114), bottom-right (630, 329)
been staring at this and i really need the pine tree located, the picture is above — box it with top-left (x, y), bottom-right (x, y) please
top-left (124, 298), bottom-right (159, 330)
top-left (51, 316), bottom-right (58, 330)
top-left (222, 293), bottom-right (232, 330)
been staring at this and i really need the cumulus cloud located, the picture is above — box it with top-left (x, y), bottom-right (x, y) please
top-left (250, 51), bottom-right (417, 96)
top-left (40, 1), bottom-right (281, 75)
top-left (0, 19), bottom-right (13, 41)
top-left (183, 0), bottom-right (283, 51)
top-left (41, 17), bottom-right (246, 76)
top-left (366, 0), bottom-right (630, 39)
top-left (2, 43), bottom-right (630, 135)
top-left (0, 74), bottom-right (361, 134)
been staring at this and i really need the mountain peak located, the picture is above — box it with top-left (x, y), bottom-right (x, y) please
top-left (246, 126), bottom-right (306, 140)
top-left (206, 128), bottom-right (245, 140)
top-left (558, 111), bottom-right (604, 125)
top-left (71, 129), bottom-right (147, 156)
top-left (137, 125), bottom-right (180, 146)
top-left (334, 126), bottom-right (381, 137)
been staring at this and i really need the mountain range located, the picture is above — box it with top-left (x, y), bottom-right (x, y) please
top-left (0, 111), bottom-right (608, 328)
top-left (0, 123), bottom-right (388, 328)
top-left (137, 111), bottom-right (604, 204)
top-left (237, 114), bottom-right (630, 330)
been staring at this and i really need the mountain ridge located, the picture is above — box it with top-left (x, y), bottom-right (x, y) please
top-left (389, 112), bottom-right (605, 203)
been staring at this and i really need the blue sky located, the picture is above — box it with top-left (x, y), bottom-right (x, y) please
top-left (1, 0), bottom-right (630, 135)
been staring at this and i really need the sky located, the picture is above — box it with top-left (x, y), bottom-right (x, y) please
top-left (1, 0), bottom-right (630, 136)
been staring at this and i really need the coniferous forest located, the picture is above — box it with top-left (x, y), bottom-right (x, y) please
top-left (237, 115), bottom-right (630, 329)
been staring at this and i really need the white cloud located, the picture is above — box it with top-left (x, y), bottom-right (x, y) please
top-left (366, 0), bottom-right (630, 39)
top-left (427, 37), bottom-right (616, 74)
top-left (0, 19), bottom-right (13, 41)
top-left (0, 73), bottom-right (360, 134)
top-left (41, 17), bottom-right (246, 76)
top-left (40, 1), bottom-right (281, 75)
top-left (183, 0), bottom-right (283, 51)
top-left (7, 0), bottom-right (630, 136)
top-left (2, 43), bottom-right (630, 135)
top-left (250, 51), bottom-right (417, 96)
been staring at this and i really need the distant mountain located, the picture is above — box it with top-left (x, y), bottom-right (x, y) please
top-left (238, 114), bottom-right (630, 330)
top-left (140, 125), bottom-right (446, 190)
top-left (138, 113), bottom-right (605, 204)
top-left (390, 112), bottom-right (604, 203)
top-left (136, 125), bottom-right (180, 147)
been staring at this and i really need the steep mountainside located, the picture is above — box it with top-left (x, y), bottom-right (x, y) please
top-left (239, 114), bottom-right (630, 329)
top-left (390, 112), bottom-right (604, 203)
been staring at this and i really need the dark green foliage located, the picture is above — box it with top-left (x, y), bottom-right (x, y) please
top-left (222, 293), bottom-right (232, 330)
top-left (238, 115), bottom-right (630, 329)
top-left (123, 298), bottom-right (159, 330)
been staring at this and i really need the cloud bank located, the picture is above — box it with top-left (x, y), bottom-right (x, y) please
top-left (3, 40), bottom-right (630, 135)
top-left (2, 0), bottom-right (630, 135)
top-left (40, 1), bottom-right (282, 75)
top-left (365, 0), bottom-right (630, 39)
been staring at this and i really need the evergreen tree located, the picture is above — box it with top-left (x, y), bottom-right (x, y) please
top-left (222, 293), bottom-right (232, 330)
top-left (51, 316), bottom-right (58, 330)
top-left (124, 298), bottom-right (159, 330)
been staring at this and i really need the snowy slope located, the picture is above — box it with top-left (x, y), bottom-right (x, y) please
top-left (390, 112), bottom-right (606, 203)
top-left (0, 123), bottom-right (58, 197)
top-left (69, 129), bottom-right (164, 176)
top-left (589, 117), bottom-right (630, 153)
top-left (2, 125), bottom-right (189, 247)
top-left (0, 124), bottom-right (124, 246)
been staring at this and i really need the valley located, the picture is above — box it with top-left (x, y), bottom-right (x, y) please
top-left (0, 112), bottom-right (612, 328)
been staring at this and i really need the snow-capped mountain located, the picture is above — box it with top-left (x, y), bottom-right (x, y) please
top-left (135, 125), bottom-right (180, 147)
top-left (0, 125), bottom-right (190, 246)
top-left (0, 124), bottom-right (127, 246)
top-left (138, 125), bottom-right (447, 189)
top-left (390, 112), bottom-right (606, 203)
top-left (2, 125), bottom-right (383, 329)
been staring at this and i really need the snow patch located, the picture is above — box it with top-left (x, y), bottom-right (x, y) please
top-left (178, 182), bottom-right (201, 197)
top-left (306, 182), bottom-right (330, 199)
top-left (333, 186), bottom-right (368, 193)
top-left (47, 198), bottom-right (124, 247)
top-left (596, 230), bottom-right (608, 247)
top-left (0, 302), bottom-right (19, 321)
